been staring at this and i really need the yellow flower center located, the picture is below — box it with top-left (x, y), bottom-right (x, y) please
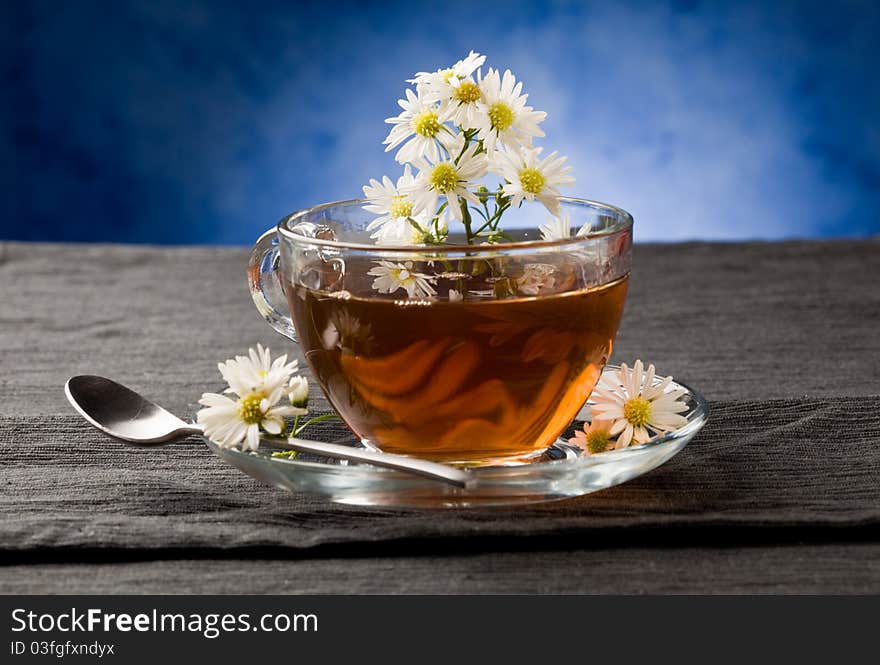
top-left (390, 268), bottom-right (418, 288)
top-left (488, 102), bottom-right (514, 131)
top-left (388, 196), bottom-right (413, 219)
top-left (519, 167), bottom-right (546, 194)
top-left (585, 429), bottom-right (610, 454)
top-left (413, 110), bottom-right (442, 137)
top-left (439, 68), bottom-right (455, 83)
top-left (454, 81), bottom-right (482, 104)
top-left (429, 163), bottom-right (459, 192)
top-left (623, 396), bottom-right (653, 428)
top-left (238, 393), bottom-right (265, 425)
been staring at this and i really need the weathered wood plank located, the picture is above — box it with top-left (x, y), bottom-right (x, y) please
top-left (1, 396), bottom-right (877, 555)
top-left (1, 544), bottom-right (877, 594)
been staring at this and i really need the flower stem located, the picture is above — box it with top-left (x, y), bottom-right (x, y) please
top-left (472, 200), bottom-right (511, 237)
top-left (406, 216), bottom-right (428, 236)
top-left (461, 198), bottom-right (475, 244)
top-left (455, 129), bottom-right (476, 164)
top-left (293, 413), bottom-right (339, 437)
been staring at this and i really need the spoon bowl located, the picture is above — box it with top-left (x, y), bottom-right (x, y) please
top-left (65, 375), bottom-right (201, 445)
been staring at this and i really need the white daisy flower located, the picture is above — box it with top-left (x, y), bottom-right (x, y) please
top-left (473, 68), bottom-right (546, 152)
top-left (325, 310), bottom-right (373, 353)
top-left (569, 418), bottom-right (613, 455)
top-left (363, 164), bottom-right (424, 236)
top-left (539, 213), bottom-right (571, 241)
top-left (492, 145), bottom-right (575, 215)
top-left (198, 344), bottom-right (309, 451)
top-left (374, 210), bottom-right (448, 246)
top-left (197, 388), bottom-right (307, 452)
top-left (440, 76), bottom-right (485, 130)
top-left (406, 138), bottom-right (489, 222)
top-left (384, 89), bottom-right (455, 165)
top-left (538, 213), bottom-right (594, 241)
top-left (370, 216), bottom-right (425, 245)
top-left (516, 263), bottom-right (556, 295)
top-left (410, 51), bottom-right (486, 104)
top-left (590, 360), bottom-right (690, 449)
top-left (217, 343), bottom-right (299, 398)
top-left (368, 261), bottom-right (437, 298)
top-left (576, 223), bottom-right (595, 238)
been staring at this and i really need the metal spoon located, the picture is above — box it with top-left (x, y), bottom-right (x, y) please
top-left (64, 375), bottom-right (471, 488)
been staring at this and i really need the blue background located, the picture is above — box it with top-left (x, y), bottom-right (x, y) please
top-left (3, 0), bottom-right (879, 244)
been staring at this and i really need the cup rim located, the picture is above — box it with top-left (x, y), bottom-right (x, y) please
top-left (276, 196), bottom-right (633, 253)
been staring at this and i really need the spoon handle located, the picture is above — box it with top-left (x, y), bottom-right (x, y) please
top-left (276, 438), bottom-right (472, 488)
top-left (189, 423), bottom-right (470, 488)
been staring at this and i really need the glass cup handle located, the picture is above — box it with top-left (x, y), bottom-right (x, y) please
top-left (248, 227), bottom-right (297, 342)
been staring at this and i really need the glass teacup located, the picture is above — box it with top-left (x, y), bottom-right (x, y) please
top-left (249, 197), bottom-right (632, 465)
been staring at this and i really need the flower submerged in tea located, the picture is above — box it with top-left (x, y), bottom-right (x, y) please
top-left (516, 263), bottom-right (556, 296)
top-left (368, 261), bottom-right (437, 298)
top-left (324, 309), bottom-right (374, 354)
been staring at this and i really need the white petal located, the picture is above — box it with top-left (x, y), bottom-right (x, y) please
top-left (632, 359), bottom-right (644, 394)
top-left (198, 392), bottom-right (235, 407)
top-left (618, 423), bottom-right (634, 448)
top-left (246, 424), bottom-right (260, 451)
top-left (644, 375), bottom-right (673, 400)
top-left (262, 418), bottom-right (283, 435)
top-left (650, 413), bottom-right (688, 429)
top-left (271, 405), bottom-right (309, 417)
top-left (608, 418), bottom-right (628, 436)
top-left (643, 364), bottom-right (656, 393)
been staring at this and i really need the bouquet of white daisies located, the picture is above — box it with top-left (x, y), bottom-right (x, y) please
top-left (363, 51), bottom-right (575, 246)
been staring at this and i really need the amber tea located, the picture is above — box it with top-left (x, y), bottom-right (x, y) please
top-left (288, 264), bottom-right (628, 464)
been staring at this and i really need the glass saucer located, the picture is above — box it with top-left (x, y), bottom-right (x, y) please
top-left (203, 366), bottom-right (709, 508)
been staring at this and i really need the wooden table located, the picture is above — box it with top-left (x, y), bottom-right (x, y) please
top-left (1, 239), bottom-right (878, 593)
